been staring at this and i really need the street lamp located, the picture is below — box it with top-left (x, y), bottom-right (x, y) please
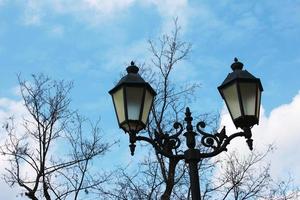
top-left (109, 61), bottom-right (157, 134)
top-left (109, 59), bottom-right (263, 200)
top-left (109, 61), bottom-right (156, 155)
top-left (218, 58), bottom-right (263, 150)
top-left (218, 58), bottom-right (263, 130)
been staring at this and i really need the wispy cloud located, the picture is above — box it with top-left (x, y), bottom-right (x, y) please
top-left (48, 24), bottom-right (64, 37)
top-left (22, 0), bottom-right (44, 26)
top-left (0, 97), bottom-right (27, 198)
top-left (142, 0), bottom-right (191, 32)
top-left (82, 0), bottom-right (135, 14)
top-left (16, 0), bottom-right (193, 32)
top-left (18, 0), bottom-right (135, 27)
top-left (0, 0), bottom-right (6, 6)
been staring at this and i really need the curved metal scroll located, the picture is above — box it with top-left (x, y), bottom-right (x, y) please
top-left (130, 106), bottom-right (253, 161)
top-left (153, 122), bottom-right (184, 154)
top-left (196, 121), bottom-right (228, 150)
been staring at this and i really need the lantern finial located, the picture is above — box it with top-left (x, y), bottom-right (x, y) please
top-left (231, 57), bottom-right (244, 71)
top-left (126, 61), bottom-right (139, 74)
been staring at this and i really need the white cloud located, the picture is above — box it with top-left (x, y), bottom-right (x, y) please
top-left (0, 98), bottom-right (27, 199)
top-left (18, 0), bottom-right (193, 32)
top-left (48, 25), bottom-right (64, 37)
top-left (102, 39), bottom-right (150, 72)
top-left (142, 0), bottom-right (192, 33)
top-left (10, 85), bottom-right (21, 97)
top-left (0, 96), bottom-right (73, 197)
top-left (0, 98), bottom-right (26, 121)
top-left (0, 0), bottom-right (5, 6)
top-left (55, 0), bottom-right (135, 26)
top-left (83, 0), bottom-right (135, 15)
top-left (20, 0), bottom-right (136, 27)
top-left (219, 90), bottom-right (300, 185)
top-left (22, 0), bottom-right (44, 26)
top-left (144, 0), bottom-right (187, 16)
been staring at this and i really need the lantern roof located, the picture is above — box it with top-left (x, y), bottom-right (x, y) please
top-left (218, 58), bottom-right (263, 91)
top-left (109, 61), bottom-right (157, 96)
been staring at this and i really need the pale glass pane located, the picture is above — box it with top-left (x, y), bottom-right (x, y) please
top-left (222, 84), bottom-right (241, 119)
top-left (256, 89), bottom-right (261, 119)
top-left (240, 83), bottom-right (256, 116)
top-left (142, 90), bottom-right (154, 124)
top-left (113, 88), bottom-right (125, 124)
top-left (126, 87), bottom-right (144, 120)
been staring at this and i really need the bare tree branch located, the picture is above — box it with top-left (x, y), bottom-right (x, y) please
top-left (1, 74), bottom-right (112, 200)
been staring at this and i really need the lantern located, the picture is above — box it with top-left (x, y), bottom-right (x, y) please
top-left (218, 58), bottom-right (263, 129)
top-left (109, 62), bottom-right (157, 133)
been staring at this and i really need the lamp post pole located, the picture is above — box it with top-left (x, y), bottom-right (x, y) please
top-left (188, 160), bottom-right (201, 200)
top-left (184, 107), bottom-right (201, 200)
top-left (109, 58), bottom-right (263, 200)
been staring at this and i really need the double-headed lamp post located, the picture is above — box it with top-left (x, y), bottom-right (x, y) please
top-left (109, 58), bottom-right (263, 200)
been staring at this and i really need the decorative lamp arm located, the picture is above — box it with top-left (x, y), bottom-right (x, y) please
top-left (197, 122), bottom-right (253, 158)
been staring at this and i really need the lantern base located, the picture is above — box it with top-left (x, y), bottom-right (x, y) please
top-left (233, 115), bottom-right (258, 129)
top-left (120, 120), bottom-right (146, 133)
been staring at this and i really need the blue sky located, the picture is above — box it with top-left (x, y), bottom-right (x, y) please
top-left (0, 0), bottom-right (300, 198)
top-left (0, 1), bottom-right (299, 114)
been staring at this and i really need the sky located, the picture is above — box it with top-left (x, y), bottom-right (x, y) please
top-left (0, 0), bottom-right (300, 199)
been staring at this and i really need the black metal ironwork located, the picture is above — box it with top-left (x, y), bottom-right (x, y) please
top-left (128, 107), bottom-right (254, 200)
top-left (129, 107), bottom-right (253, 157)
top-left (110, 59), bottom-right (262, 200)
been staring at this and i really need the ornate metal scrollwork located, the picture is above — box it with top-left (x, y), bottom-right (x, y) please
top-left (153, 122), bottom-right (184, 153)
top-left (196, 122), bottom-right (227, 150)
top-left (134, 107), bottom-right (252, 158)
top-left (151, 108), bottom-right (231, 155)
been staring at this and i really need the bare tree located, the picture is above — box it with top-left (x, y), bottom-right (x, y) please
top-left (0, 74), bottom-right (111, 200)
top-left (266, 176), bottom-right (300, 200)
top-left (103, 144), bottom-right (299, 200)
top-left (146, 17), bottom-right (196, 200)
top-left (204, 147), bottom-right (272, 200)
top-left (199, 146), bottom-right (300, 200)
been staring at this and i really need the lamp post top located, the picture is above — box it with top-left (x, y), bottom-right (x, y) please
top-left (231, 57), bottom-right (244, 71)
top-left (126, 61), bottom-right (139, 74)
top-left (108, 61), bottom-right (157, 96)
top-left (219, 58), bottom-right (263, 91)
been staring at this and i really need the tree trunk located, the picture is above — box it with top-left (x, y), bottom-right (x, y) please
top-left (25, 192), bottom-right (38, 200)
top-left (161, 158), bottom-right (179, 200)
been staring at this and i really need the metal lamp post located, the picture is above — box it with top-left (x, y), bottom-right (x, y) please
top-left (109, 59), bottom-right (263, 200)
top-left (218, 58), bottom-right (263, 150)
top-left (109, 61), bottom-right (157, 155)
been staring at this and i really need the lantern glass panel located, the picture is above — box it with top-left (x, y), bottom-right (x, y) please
top-left (126, 87), bottom-right (144, 121)
top-left (222, 83), bottom-right (241, 119)
top-left (256, 87), bottom-right (261, 119)
top-left (112, 88), bottom-right (125, 124)
top-left (240, 82), bottom-right (256, 116)
top-left (141, 90), bottom-right (154, 124)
